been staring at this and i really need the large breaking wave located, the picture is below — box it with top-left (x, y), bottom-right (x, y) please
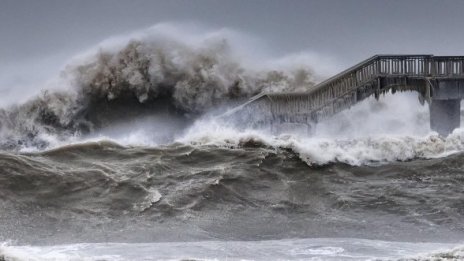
top-left (0, 24), bottom-right (319, 151)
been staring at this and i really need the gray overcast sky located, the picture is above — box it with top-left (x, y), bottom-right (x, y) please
top-left (1, 0), bottom-right (464, 79)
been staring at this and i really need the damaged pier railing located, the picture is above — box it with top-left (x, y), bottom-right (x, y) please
top-left (232, 55), bottom-right (464, 136)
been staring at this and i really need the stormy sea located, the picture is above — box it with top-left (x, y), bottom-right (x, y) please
top-left (1, 24), bottom-right (464, 260)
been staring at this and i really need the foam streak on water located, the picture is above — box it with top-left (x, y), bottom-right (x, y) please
top-left (1, 239), bottom-right (463, 261)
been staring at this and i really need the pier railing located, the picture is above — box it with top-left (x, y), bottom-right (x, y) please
top-left (314, 55), bottom-right (464, 97)
top-left (235, 54), bottom-right (464, 126)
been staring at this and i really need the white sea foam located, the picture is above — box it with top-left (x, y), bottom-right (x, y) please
top-left (133, 189), bottom-right (162, 212)
top-left (178, 121), bottom-right (464, 166)
top-left (1, 238), bottom-right (462, 261)
top-left (18, 91), bottom-right (464, 167)
top-left (177, 92), bottom-right (464, 166)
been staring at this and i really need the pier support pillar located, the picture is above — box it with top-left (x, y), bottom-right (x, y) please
top-left (429, 99), bottom-right (461, 136)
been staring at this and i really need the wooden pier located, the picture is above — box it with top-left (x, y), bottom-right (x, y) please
top-left (233, 55), bottom-right (464, 136)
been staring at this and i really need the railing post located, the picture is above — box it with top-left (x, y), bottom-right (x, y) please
top-left (401, 58), bottom-right (404, 74)
top-left (422, 58), bottom-right (426, 76)
top-left (429, 57), bottom-right (435, 76)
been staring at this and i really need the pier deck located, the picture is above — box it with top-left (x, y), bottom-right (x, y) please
top-left (237, 55), bottom-right (464, 135)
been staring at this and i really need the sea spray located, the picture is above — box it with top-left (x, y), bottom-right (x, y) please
top-left (0, 23), bottom-right (323, 151)
top-left (178, 93), bottom-right (464, 166)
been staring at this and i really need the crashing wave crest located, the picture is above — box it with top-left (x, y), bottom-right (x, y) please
top-left (0, 24), bottom-right (317, 151)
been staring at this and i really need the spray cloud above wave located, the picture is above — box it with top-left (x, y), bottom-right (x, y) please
top-left (0, 23), bottom-right (328, 150)
top-left (71, 25), bottom-right (318, 112)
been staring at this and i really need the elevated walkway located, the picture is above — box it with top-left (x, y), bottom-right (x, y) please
top-left (234, 55), bottom-right (464, 136)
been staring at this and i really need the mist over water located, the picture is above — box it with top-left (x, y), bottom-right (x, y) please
top-left (1, 23), bottom-right (464, 260)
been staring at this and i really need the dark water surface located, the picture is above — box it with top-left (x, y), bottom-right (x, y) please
top-left (1, 141), bottom-right (463, 247)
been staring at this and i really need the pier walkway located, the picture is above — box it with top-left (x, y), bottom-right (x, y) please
top-left (235, 55), bottom-right (464, 135)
